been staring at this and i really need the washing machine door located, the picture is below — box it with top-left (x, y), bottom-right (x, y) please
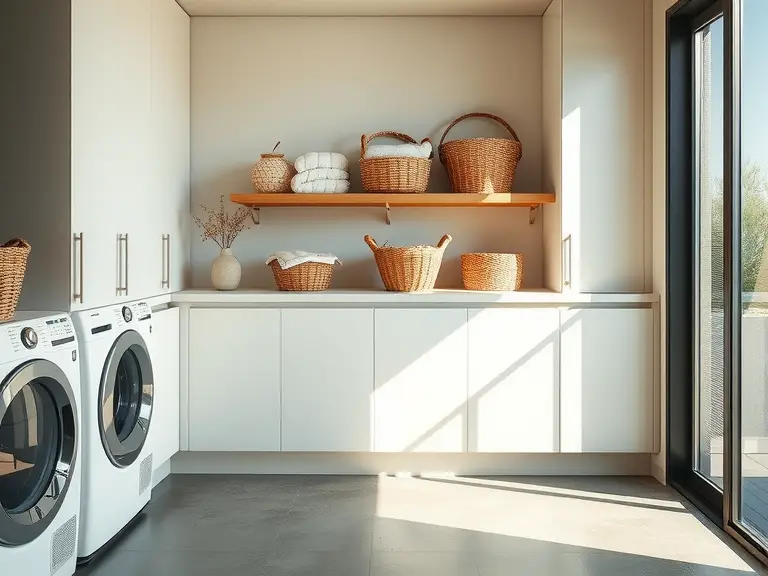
top-left (0, 359), bottom-right (78, 546)
top-left (99, 330), bottom-right (153, 468)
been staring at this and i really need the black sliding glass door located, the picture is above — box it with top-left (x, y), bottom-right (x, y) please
top-left (668, 0), bottom-right (768, 564)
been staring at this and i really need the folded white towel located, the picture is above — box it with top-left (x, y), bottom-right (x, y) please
top-left (266, 251), bottom-right (341, 270)
top-left (295, 152), bottom-right (348, 173)
top-left (364, 141), bottom-right (433, 159)
top-left (291, 168), bottom-right (349, 187)
top-left (292, 179), bottom-right (350, 193)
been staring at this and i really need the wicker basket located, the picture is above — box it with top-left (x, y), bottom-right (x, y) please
top-left (269, 260), bottom-right (334, 291)
top-left (438, 112), bottom-right (523, 194)
top-left (360, 132), bottom-right (432, 193)
top-left (251, 142), bottom-right (296, 193)
top-left (0, 238), bottom-right (31, 322)
top-left (461, 253), bottom-right (523, 291)
top-left (365, 234), bottom-right (451, 292)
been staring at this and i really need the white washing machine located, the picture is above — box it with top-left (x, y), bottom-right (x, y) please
top-left (0, 312), bottom-right (81, 576)
top-left (73, 301), bottom-right (154, 563)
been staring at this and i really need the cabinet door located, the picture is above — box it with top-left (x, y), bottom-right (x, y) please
top-left (560, 0), bottom-right (646, 292)
top-left (149, 307), bottom-right (180, 466)
top-left (152, 0), bottom-right (190, 293)
top-left (560, 308), bottom-right (653, 452)
top-left (468, 309), bottom-right (559, 453)
top-left (119, 0), bottom-right (161, 302)
top-left (374, 309), bottom-right (468, 452)
top-left (71, 0), bottom-right (120, 310)
top-left (281, 309), bottom-right (374, 451)
top-left (189, 309), bottom-right (281, 451)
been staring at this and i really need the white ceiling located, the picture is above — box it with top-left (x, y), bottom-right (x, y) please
top-left (176, 0), bottom-right (553, 17)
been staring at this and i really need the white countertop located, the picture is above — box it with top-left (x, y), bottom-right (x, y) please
top-left (171, 289), bottom-right (659, 305)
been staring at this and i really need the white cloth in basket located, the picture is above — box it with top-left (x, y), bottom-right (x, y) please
top-left (292, 179), bottom-right (350, 193)
top-left (294, 152), bottom-right (348, 173)
top-left (266, 251), bottom-right (341, 270)
top-left (364, 141), bottom-right (432, 159)
top-left (291, 168), bottom-right (349, 186)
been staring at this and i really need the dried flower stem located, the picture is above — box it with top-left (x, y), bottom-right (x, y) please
top-left (193, 195), bottom-right (252, 249)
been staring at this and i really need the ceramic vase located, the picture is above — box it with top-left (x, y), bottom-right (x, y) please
top-left (211, 248), bottom-right (241, 290)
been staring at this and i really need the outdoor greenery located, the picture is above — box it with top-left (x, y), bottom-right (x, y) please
top-left (711, 162), bottom-right (768, 299)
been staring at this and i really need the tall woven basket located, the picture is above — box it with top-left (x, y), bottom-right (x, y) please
top-left (360, 132), bottom-right (432, 193)
top-left (438, 112), bottom-right (523, 194)
top-left (0, 238), bottom-right (31, 322)
top-left (461, 253), bottom-right (523, 291)
top-left (365, 234), bottom-right (451, 292)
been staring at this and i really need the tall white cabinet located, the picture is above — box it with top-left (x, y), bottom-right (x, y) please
top-left (0, 0), bottom-right (190, 312)
top-left (543, 0), bottom-right (649, 293)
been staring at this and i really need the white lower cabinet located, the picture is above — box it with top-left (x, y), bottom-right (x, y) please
top-left (374, 309), bottom-right (468, 452)
top-left (188, 309), bottom-right (281, 451)
top-left (281, 309), bottom-right (374, 451)
top-left (560, 308), bottom-right (654, 452)
top-left (149, 307), bottom-right (180, 466)
top-left (468, 308), bottom-right (560, 452)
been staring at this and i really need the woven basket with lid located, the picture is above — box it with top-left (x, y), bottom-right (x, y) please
top-left (365, 234), bottom-right (451, 292)
top-left (0, 238), bottom-right (31, 322)
top-left (439, 112), bottom-right (523, 194)
top-left (251, 142), bottom-right (296, 193)
top-left (360, 131), bottom-right (432, 193)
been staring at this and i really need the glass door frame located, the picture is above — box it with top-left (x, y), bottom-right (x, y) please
top-left (667, 0), bottom-right (768, 564)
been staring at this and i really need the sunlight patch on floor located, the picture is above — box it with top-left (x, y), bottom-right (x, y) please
top-left (373, 475), bottom-right (757, 572)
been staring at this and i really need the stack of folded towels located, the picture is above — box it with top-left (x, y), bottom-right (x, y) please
top-left (363, 139), bottom-right (433, 160)
top-left (291, 152), bottom-right (350, 193)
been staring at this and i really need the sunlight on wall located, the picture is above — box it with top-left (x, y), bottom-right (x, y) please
top-left (562, 106), bottom-right (581, 291)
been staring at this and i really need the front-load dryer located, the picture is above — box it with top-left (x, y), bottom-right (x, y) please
top-left (0, 312), bottom-right (81, 576)
top-left (73, 301), bottom-right (154, 563)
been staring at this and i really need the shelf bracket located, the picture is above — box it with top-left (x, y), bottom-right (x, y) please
top-left (384, 203), bottom-right (391, 225)
top-left (249, 207), bottom-right (260, 225)
top-left (528, 205), bottom-right (540, 225)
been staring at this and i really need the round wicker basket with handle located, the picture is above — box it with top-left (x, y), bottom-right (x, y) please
top-left (360, 131), bottom-right (432, 193)
top-left (0, 238), bottom-right (31, 322)
top-left (438, 112), bottom-right (523, 194)
top-left (461, 253), bottom-right (523, 291)
top-left (269, 260), bottom-right (334, 291)
top-left (365, 234), bottom-right (451, 292)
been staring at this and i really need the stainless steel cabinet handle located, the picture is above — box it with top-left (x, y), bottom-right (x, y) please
top-left (162, 234), bottom-right (171, 289)
top-left (563, 235), bottom-right (572, 288)
top-left (117, 233), bottom-right (129, 295)
top-left (73, 233), bottom-right (83, 303)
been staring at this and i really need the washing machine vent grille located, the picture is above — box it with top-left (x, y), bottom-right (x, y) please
top-left (139, 453), bottom-right (153, 495)
top-left (50, 515), bottom-right (77, 574)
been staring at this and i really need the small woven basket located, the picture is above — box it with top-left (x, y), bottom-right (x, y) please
top-left (270, 260), bottom-right (334, 291)
top-left (251, 142), bottom-right (296, 193)
top-left (365, 234), bottom-right (451, 292)
top-left (0, 238), bottom-right (31, 322)
top-left (438, 112), bottom-right (523, 194)
top-left (461, 253), bottom-right (524, 291)
top-left (360, 132), bottom-right (432, 193)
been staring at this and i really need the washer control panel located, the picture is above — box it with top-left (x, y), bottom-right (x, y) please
top-left (1, 314), bottom-right (76, 357)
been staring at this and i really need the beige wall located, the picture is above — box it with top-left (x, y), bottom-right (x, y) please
top-left (190, 16), bottom-right (544, 289)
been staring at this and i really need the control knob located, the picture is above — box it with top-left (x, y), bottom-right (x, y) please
top-left (21, 327), bottom-right (38, 349)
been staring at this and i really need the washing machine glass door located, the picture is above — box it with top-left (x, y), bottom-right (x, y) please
top-left (0, 359), bottom-right (78, 546)
top-left (100, 330), bottom-right (153, 467)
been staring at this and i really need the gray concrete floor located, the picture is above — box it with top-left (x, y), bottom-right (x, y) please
top-left (76, 474), bottom-right (768, 575)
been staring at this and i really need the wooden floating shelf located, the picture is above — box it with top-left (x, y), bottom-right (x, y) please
top-left (230, 192), bottom-right (555, 208)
